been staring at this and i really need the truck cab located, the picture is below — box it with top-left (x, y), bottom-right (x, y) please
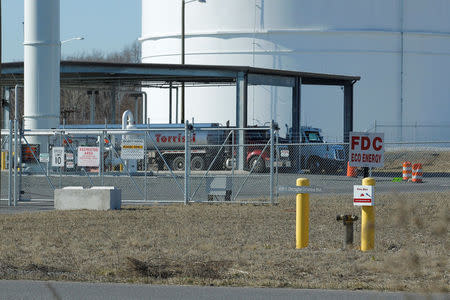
top-left (244, 129), bottom-right (291, 173)
top-left (299, 127), bottom-right (346, 174)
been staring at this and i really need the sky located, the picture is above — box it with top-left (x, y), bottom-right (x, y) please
top-left (1, 0), bottom-right (141, 62)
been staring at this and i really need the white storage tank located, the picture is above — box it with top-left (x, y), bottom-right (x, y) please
top-left (140, 0), bottom-right (450, 141)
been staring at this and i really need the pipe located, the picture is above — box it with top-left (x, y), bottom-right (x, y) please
top-left (118, 91), bottom-right (148, 124)
top-left (336, 214), bottom-right (358, 249)
top-left (2, 88), bottom-right (10, 129)
top-left (14, 85), bottom-right (22, 206)
top-left (24, 0), bottom-right (60, 133)
top-left (122, 110), bottom-right (135, 130)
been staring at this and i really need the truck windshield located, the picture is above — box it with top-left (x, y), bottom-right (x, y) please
top-left (304, 131), bottom-right (323, 143)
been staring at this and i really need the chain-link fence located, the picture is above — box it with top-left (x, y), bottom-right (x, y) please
top-left (1, 124), bottom-right (449, 207)
top-left (1, 125), bottom-right (277, 205)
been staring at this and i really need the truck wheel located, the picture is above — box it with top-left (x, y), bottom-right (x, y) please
top-left (191, 156), bottom-right (205, 171)
top-left (249, 156), bottom-right (265, 173)
top-left (172, 156), bottom-right (185, 171)
top-left (308, 157), bottom-right (323, 174)
top-left (157, 161), bottom-right (165, 171)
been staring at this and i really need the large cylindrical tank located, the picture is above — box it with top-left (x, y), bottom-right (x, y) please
top-left (24, 0), bottom-right (60, 134)
top-left (140, 0), bottom-right (450, 141)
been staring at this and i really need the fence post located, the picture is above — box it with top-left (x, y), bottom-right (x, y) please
top-left (59, 133), bottom-right (62, 189)
top-left (8, 120), bottom-right (13, 206)
top-left (270, 120), bottom-right (274, 205)
top-left (231, 129), bottom-right (235, 200)
top-left (47, 135), bottom-right (50, 177)
top-left (14, 118), bottom-right (19, 206)
top-left (100, 131), bottom-right (104, 185)
top-left (275, 129), bottom-right (279, 204)
top-left (184, 120), bottom-right (190, 204)
top-left (144, 130), bottom-right (148, 201)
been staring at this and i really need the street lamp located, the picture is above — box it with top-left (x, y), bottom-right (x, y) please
top-left (61, 37), bottom-right (84, 44)
top-left (181, 0), bottom-right (206, 123)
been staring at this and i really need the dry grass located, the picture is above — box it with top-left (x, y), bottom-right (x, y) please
top-left (381, 150), bottom-right (450, 173)
top-left (0, 192), bottom-right (448, 292)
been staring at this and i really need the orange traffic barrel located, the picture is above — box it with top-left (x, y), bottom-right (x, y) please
top-left (412, 163), bottom-right (423, 183)
top-left (402, 161), bottom-right (412, 181)
top-left (347, 161), bottom-right (357, 177)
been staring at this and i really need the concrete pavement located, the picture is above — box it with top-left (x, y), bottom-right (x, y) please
top-left (0, 280), bottom-right (448, 300)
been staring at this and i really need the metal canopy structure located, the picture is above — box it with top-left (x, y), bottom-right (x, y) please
top-left (1, 61), bottom-right (360, 158)
top-left (1, 61), bottom-right (359, 87)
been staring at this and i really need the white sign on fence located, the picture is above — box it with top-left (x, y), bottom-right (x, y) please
top-left (353, 185), bottom-right (374, 206)
top-left (121, 138), bottom-right (145, 160)
top-left (39, 153), bottom-right (49, 163)
top-left (349, 132), bottom-right (384, 168)
top-left (52, 147), bottom-right (65, 167)
top-left (66, 152), bottom-right (74, 160)
top-left (77, 147), bottom-right (100, 167)
top-left (278, 186), bottom-right (323, 194)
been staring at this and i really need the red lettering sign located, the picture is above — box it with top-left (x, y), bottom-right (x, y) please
top-left (349, 132), bottom-right (384, 168)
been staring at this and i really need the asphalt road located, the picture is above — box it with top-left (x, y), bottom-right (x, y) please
top-left (1, 171), bottom-right (449, 210)
top-left (0, 280), bottom-right (448, 300)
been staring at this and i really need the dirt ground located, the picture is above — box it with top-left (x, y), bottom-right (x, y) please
top-left (0, 192), bottom-right (448, 293)
top-left (381, 150), bottom-right (450, 173)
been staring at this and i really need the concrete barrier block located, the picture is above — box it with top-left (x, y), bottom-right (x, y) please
top-left (54, 186), bottom-right (121, 210)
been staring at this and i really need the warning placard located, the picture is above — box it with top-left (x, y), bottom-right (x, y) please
top-left (349, 132), bottom-right (384, 168)
top-left (77, 147), bottom-right (100, 167)
top-left (121, 138), bottom-right (145, 160)
top-left (353, 185), bottom-right (374, 206)
top-left (40, 153), bottom-right (49, 163)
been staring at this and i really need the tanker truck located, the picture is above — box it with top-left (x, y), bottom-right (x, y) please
top-left (143, 123), bottom-right (228, 171)
top-left (58, 111), bottom-right (290, 173)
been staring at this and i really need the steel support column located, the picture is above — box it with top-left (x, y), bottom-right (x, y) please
top-left (111, 88), bottom-right (117, 124)
top-left (235, 72), bottom-right (248, 171)
top-left (88, 90), bottom-right (97, 124)
top-left (169, 83), bottom-right (173, 124)
top-left (343, 84), bottom-right (354, 143)
top-left (292, 77), bottom-right (301, 172)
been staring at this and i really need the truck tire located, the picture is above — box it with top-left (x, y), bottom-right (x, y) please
top-left (172, 156), bottom-right (185, 171)
top-left (191, 156), bottom-right (205, 171)
top-left (157, 161), bottom-right (165, 171)
top-left (249, 156), bottom-right (265, 173)
top-left (308, 157), bottom-right (323, 174)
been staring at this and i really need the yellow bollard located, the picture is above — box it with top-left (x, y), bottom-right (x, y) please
top-left (1, 152), bottom-right (6, 170)
top-left (361, 177), bottom-right (375, 251)
top-left (296, 178), bottom-right (310, 249)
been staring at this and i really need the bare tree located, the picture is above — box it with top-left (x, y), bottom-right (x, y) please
top-left (65, 40), bottom-right (141, 63)
top-left (61, 41), bottom-right (142, 125)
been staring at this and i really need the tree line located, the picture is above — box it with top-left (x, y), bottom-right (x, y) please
top-left (2, 41), bottom-right (143, 127)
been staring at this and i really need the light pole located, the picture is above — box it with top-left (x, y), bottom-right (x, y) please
top-left (60, 37), bottom-right (84, 124)
top-left (61, 37), bottom-right (84, 44)
top-left (181, 0), bottom-right (205, 123)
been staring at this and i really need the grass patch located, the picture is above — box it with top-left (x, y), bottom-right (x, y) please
top-left (0, 192), bottom-right (448, 292)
